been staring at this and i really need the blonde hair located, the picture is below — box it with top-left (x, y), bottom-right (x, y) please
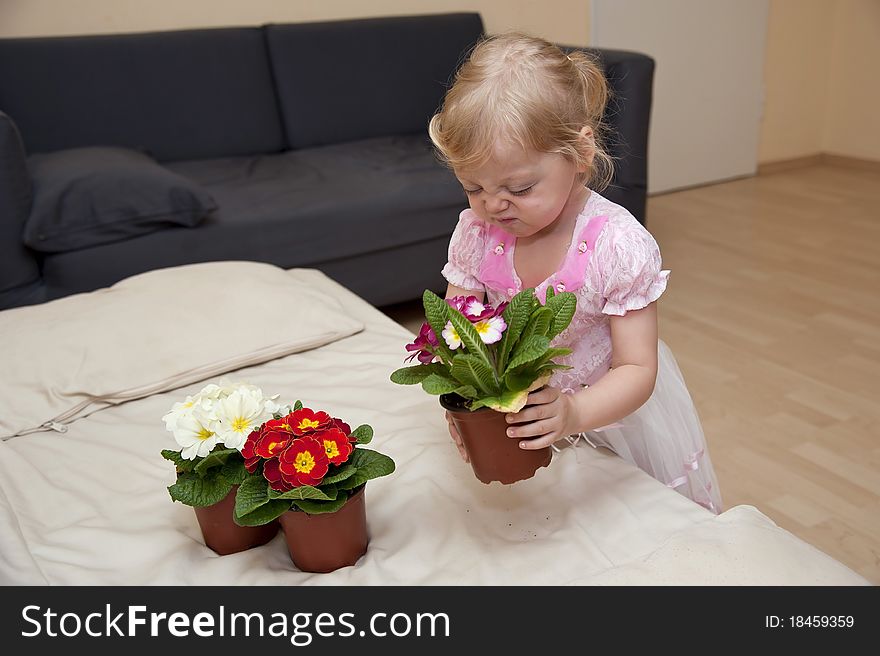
top-left (429, 32), bottom-right (613, 190)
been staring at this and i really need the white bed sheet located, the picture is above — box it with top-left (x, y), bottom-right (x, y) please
top-left (0, 267), bottom-right (867, 585)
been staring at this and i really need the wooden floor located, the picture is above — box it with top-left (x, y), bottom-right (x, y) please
top-left (382, 163), bottom-right (880, 583)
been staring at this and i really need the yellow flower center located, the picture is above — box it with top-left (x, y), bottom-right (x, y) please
top-left (197, 427), bottom-right (213, 441)
top-left (474, 321), bottom-right (491, 335)
top-left (297, 418), bottom-right (321, 431)
top-left (294, 451), bottom-right (316, 474)
top-left (324, 440), bottom-right (340, 459)
top-left (231, 417), bottom-right (250, 432)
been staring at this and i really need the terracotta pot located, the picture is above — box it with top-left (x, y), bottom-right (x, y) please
top-left (193, 485), bottom-right (279, 555)
top-left (278, 486), bottom-right (369, 573)
top-left (441, 394), bottom-right (552, 484)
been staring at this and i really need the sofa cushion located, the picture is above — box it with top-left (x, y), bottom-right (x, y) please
top-left (0, 28), bottom-right (285, 161)
top-left (41, 135), bottom-right (466, 298)
top-left (164, 134), bottom-right (466, 260)
top-left (24, 146), bottom-right (216, 253)
top-left (266, 13), bottom-right (484, 149)
top-left (0, 111), bottom-right (43, 307)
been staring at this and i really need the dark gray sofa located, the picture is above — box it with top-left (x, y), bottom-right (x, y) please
top-left (0, 13), bottom-right (654, 311)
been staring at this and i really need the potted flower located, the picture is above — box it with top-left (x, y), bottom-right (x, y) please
top-left (160, 380), bottom-right (282, 555)
top-left (232, 401), bottom-right (395, 573)
top-left (390, 287), bottom-right (576, 484)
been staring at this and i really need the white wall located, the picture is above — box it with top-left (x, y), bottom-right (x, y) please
top-left (591, 0), bottom-right (769, 193)
top-left (0, 0), bottom-right (590, 45)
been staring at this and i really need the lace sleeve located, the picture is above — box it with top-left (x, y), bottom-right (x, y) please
top-left (596, 219), bottom-right (670, 316)
top-left (441, 210), bottom-right (486, 292)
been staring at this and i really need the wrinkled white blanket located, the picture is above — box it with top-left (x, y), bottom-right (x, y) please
top-left (0, 265), bottom-right (866, 585)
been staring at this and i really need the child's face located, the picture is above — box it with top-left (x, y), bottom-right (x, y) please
top-left (454, 142), bottom-right (586, 239)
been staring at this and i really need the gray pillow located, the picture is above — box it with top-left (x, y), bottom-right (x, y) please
top-left (24, 146), bottom-right (216, 253)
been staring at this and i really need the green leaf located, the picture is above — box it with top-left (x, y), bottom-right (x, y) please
top-left (234, 475), bottom-right (272, 517)
top-left (536, 363), bottom-right (573, 376)
top-left (453, 385), bottom-right (479, 400)
top-left (234, 499), bottom-right (290, 526)
top-left (497, 289), bottom-right (536, 371)
top-left (518, 306), bottom-right (552, 345)
top-left (220, 459), bottom-right (248, 486)
top-left (451, 354), bottom-right (498, 396)
top-left (161, 449), bottom-right (196, 473)
top-left (506, 335), bottom-right (551, 371)
top-left (350, 424), bottom-right (373, 445)
top-left (336, 449), bottom-right (395, 490)
top-left (322, 463), bottom-right (357, 485)
top-left (545, 291), bottom-right (577, 339)
top-left (446, 307), bottom-right (493, 369)
top-left (504, 367), bottom-right (556, 395)
top-left (194, 448), bottom-right (239, 476)
top-left (470, 388), bottom-right (530, 413)
top-left (422, 290), bottom-right (455, 365)
top-left (390, 362), bottom-right (446, 385)
top-left (538, 347), bottom-right (573, 364)
top-left (503, 368), bottom-right (536, 393)
top-left (271, 484), bottom-right (338, 501)
top-left (167, 472), bottom-right (232, 507)
top-left (421, 372), bottom-right (461, 395)
top-left (517, 349), bottom-right (573, 384)
top-left (447, 356), bottom-right (481, 391)
top-left (294, 400), bottom-right (303, 411)
top-left (291, 493), bottom-right (349, 514)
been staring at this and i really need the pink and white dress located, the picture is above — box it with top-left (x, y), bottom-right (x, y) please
top-left (441, 190), bottom-right (722, 513)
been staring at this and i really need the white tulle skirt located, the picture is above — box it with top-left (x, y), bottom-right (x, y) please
top-left (571, 340), bottom-right (722, 514)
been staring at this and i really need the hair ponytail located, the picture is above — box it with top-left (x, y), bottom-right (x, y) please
top-left (565, 49), bottom-right (614, 191)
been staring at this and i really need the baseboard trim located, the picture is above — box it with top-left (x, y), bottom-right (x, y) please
top-left (758, 153), bottom-right (880, 175)
top-left (757, 154), bottom-right (823, 175)
top-left (820, 153), bottom-right (880, 172)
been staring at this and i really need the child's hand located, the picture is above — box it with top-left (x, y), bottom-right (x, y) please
top-left (505, 387), bottom-right (578, 450)
top-left (445, 411), bottom-right (470, 462)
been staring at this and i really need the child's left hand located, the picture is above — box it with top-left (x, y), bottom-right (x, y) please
top-left (505, 386), bottom-right (578, 450)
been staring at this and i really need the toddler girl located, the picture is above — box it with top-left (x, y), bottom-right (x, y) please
top-left (429, 33), bottom-right (721, 513)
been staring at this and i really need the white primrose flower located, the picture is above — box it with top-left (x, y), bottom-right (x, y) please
top-left (263, 397), bottom-right (282, 416)
top-left (173, 413), bottom-right (220, 460)
top-left (164, 380), bottom-right (280, 456)
top-left (214, 380), bottom-right (280, 415)
top-left (442, 321), bottom-right (462, 349)
top-left (212, 386), bottom-right (274, 450)
top-left (473, 316), bottom-right (507, 344)
top-left (162, 395), bottom-right (196, 432)
top-left (197, 382), bottom-right (224, 399)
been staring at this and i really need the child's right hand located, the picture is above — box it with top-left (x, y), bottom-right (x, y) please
top-left (445, 411), bottom-right (469, 462)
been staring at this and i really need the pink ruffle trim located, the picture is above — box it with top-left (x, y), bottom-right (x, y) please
top-left (441, 262), bottom-right (484, 292)
top-left (601, 270), bottom-right (670, 316)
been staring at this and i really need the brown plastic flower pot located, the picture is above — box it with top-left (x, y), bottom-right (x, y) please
top-left (193, 485), bottom-right (279, 555)
top-left (278, 485), bottom-right (369, 573)
top-left (440, 394), bottom-right (552, 485)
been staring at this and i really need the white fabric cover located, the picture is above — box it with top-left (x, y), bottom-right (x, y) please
top-left (580, 505), bottom-right (864, 585)
top-left (0, 262), bottom-right (363, 438)
top-left (0, 265), bottom-right (867, 585)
